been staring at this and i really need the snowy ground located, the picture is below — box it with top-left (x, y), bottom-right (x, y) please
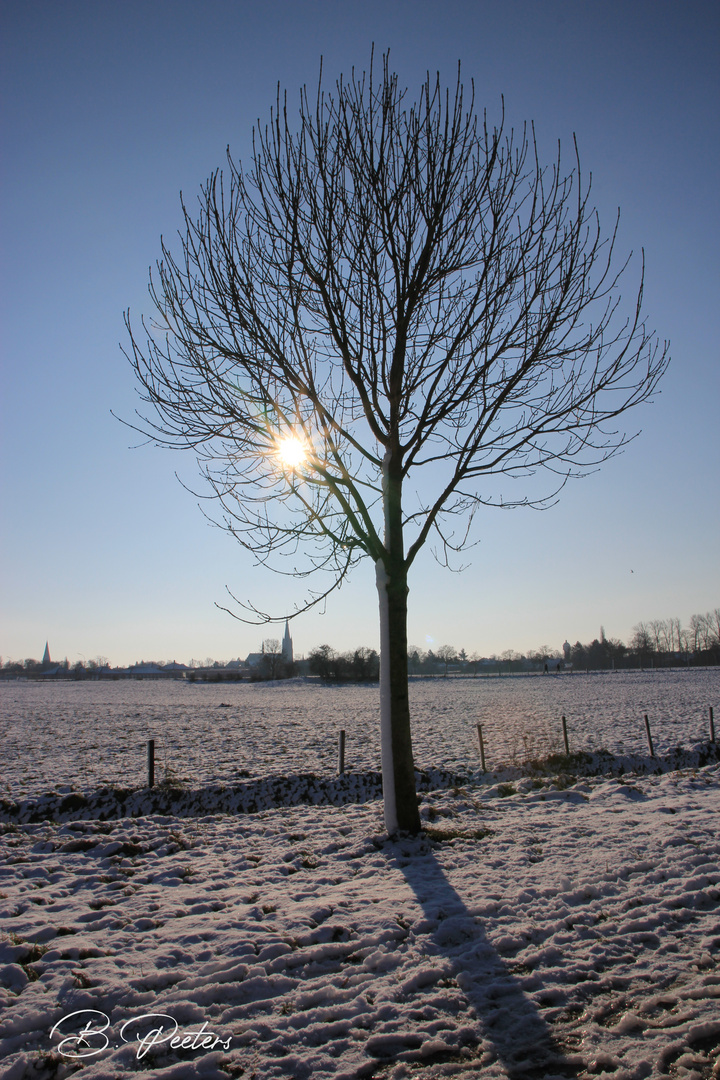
top-left (2, 670), bottom-right (718, 799)
top-left (2, 761), bottom-right (719, 1080)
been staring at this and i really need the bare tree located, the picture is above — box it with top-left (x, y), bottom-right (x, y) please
top-left (702, 613), bottom-right (713, 651)
top-left (531, 644), bottom-right (555, 662)
top-left (669, 617), bottom-right (686, 655)
top-left (660, 620), bottom-right (675, 654)
top-left (308, 644), bottom-right (337, 681)
top-left (695, 612), bottom-right (711, 651)
top-left (630, 622), bottom-right (653, 655)
top-left (435, 645), bottom-right (457, 677)
top-left (701, 611), bottom-right (715, 651)
top-left (124, 55), bottom-right (669, 833)
top-left (709, 609), bottom-right (720, 649)
top-left (259, 637), bottom-right (283, 679)
top-left (688, 615), bottom-right (700, 653)
top-left (649, 619), bottom-right (666, 655)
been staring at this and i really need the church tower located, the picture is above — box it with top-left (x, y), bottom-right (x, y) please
top-left (41, 641), bottom-right (51, 668)
top-left (281, 620), bottom-right (293, 664)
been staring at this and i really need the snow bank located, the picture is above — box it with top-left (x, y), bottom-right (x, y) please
top-left (1, 745), bottom-right (717, 826)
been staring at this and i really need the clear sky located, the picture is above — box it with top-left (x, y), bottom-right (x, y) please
top-left (1, 0), bottom-right (718, 667)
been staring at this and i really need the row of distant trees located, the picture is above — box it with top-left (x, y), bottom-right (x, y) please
top-left (307, 645), bottom-right (380, 682)
top-left (307, 606), bottom-right (720, 680)
top-left (0, 656), bottom-right (111, 678)
top-left (629, 611), bottom-right (720, 657)
top-left (564, 611), bottom-right (720, 671)
top-left (332, 607), bottom-right (720, 677)
top-left (3, 608), bottom-right (718, 679)
top-left (413, 609), bottom-right (720, 673)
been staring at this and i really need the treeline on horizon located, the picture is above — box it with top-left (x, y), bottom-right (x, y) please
top-left (306, 605), bottom-right (718, 678)
top-left (2, 607), bottom-right (718, 680)
top-left (409, 608), bottom-right (720, 675)
top-left (566, 610), bottom-right (720, 672)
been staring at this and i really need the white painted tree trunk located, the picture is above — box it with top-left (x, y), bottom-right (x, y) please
top-left (375, 557), bottom-right (397, 833)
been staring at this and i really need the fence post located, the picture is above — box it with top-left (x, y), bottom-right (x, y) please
top-left (562, 715), bottom-right (569, 755)
top-left (710, 706), bottom-right (716, 744)
top-left (477, 723), bottom-right (486, 772)
top-left (147, 739), bottom-right (155, 788)
top-left (644, 715), bottom-right (655, 757)
top-left (338, 729), bottom-right (345, 775)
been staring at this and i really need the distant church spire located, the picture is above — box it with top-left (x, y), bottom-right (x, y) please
top-left (281, 620), bottom-right (293, 664)
top-left (41, 641), bottom-right (51, 667)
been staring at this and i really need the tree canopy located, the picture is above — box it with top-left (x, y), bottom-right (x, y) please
top-left (125, 54), bottom-right (669, 832)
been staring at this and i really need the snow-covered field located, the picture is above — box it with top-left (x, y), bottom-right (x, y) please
top-left (1, 674), bottom-right (719, 1079)
top-left (2, 765), bottom-right (720, 1079)
top-left (1, 670), bottom-right (717, 798)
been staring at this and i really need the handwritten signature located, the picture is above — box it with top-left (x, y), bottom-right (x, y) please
top-left (50, 1010), bottom-right (232, 1060)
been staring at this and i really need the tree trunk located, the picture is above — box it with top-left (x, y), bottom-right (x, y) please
top-left (377, 452), bottom-right (421, 835)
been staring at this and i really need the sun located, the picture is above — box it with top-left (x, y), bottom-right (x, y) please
top-left (276, 433), bottom-right (308, 470)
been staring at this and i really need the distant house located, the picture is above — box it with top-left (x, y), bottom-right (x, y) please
top-left (127, 662), bottom-right (167, 676)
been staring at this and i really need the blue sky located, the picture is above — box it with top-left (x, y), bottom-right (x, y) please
top-left (1, 0), bottom-right (718, 666)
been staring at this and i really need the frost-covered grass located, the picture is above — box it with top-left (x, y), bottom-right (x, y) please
top-left (1, 762), bottom-right (719, 1079)
top-left (1, 670), bottom-right (718, 799)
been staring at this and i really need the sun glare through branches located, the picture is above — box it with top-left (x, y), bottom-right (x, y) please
top-left (275, 433), bottom-right (309, 471)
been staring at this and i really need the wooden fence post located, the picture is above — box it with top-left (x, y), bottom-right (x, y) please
top-left (562, 715), bottom-right (569, 755)
top-left (710, 706), bottom-right (715, 744)
top-left (338, 729), bottom-right (345, 775)
top-left (644, 715), bottom-right (655, 757)
top-left (147, 739), bottom-right (155, 788)
top-left (477, 723), bottom-right (486, 772)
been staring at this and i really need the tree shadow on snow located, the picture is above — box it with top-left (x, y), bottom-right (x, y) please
top-left (388, 836), bottom-right (581, 1080)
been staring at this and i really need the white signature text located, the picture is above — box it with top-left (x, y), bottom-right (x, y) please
top-left (50, 1010), bottom-right (232, 1060)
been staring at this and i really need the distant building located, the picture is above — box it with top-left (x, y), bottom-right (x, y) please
top-left (127, 662), bottom-right (167, 676)
top-left (282, 620), bottom-right (293, 664)
top-left (245, 621), bottom-right (294, 668)
top-left (39, 641), bottom-right (61, 676)
top-left (563, 640), bottom-right (571, 662)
